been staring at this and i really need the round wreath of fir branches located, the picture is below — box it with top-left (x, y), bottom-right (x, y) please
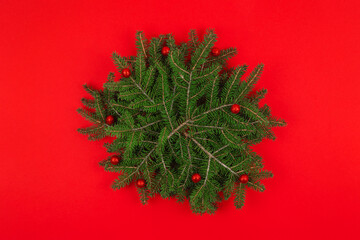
top-left (77, 29), bottom-right (286, 214)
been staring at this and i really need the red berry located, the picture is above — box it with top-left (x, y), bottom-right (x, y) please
top-left (136, 179), bottom-right (146, 188)
top-left (122, 68), bottom-right (131, 78)
top-left (105, 115), bottom-right (115, 125)
top-left (191, 173), bottom-right (201, 183)
top-left (239, 174), bottom-right (249, 184)
top-left (110, 155), bottom-right (121, 165)
top-left (231, 104), bottom-right (241, 114)
top-left (161, 46), bottom-right (170, 56)
top-left (211, 47), bottom-right (220, 56)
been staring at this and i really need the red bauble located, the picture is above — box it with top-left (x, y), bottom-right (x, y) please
top-left (211, 47), bottom-right (220, 56)
top-left (122, 68), bottom-right (131, 78)
top-left (231, 104), bottom-right (241, 114)
top-left (191, 173), bottom-right (201, 183)
top-left (136, 179), bottom-right (146, 188)
top-left (105, 115), bottom-right (115, 125)
top-left (239, 174), bottom-right (249, 184)
top-left (110, 155), bottom-right (121, 165)
top-left (161, 46), bottom-right (170, 56)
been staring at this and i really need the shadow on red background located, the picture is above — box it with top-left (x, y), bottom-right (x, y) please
top-left (0, 0), bottom-right (359, 239)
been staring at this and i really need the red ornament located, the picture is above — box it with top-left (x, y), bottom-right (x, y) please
top-left (105, 115), bottom-right (115, 125)
top-left (239, 174), bottom-right (249, 184)
top-left (231, 104), bottom-right (241, 114)
top-left (110, 155), bottom-right (121, 165)
top-left (211, 47), bottom-right (220, 56)
top-left (136, 179), bottom-right (146, 188)
top-left (161, 46), bottom-right (170, 56)
top-left (191, 173), bottom-right (201, 183)
top-left (122, 68), bottom-right (131, 78)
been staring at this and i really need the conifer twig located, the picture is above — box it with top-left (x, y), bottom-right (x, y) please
top-left (187, 133), bottom-right (239, 176)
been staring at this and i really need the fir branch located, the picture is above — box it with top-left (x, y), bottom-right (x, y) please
top-left (188, 29), bottom-right (199, 51)
top-left (83, 84), bottom-right (97, 97)
top-left (268, 117), bottom-right (287, 127)
top-left (111, 103), bottom-right (136, 110)
top-left (174, 77), bottom-right (187, 89)
top-left (144, 66), bottom-right (155, 91)
top-left (149, 35), bottom-right (164, 64)
top-left (169, 51), bottom-right (190, 75)
top-left (220, 108), bottom-right (261, 126)
top-left (188, 124), bottom-right (254, 132)
top-left (209, 75), bottom-right (219, 109)
top-left (191, 29), bottom-right (217, 71)
top-left (192, 104), bottom-right (233, 120)
top-left (128, 99), bottom-right (148, 108)
top-left (136, 52), bottom-right (145, 86)
top-left (235, 64), bottom-right (264, 102)
top-left (191, 156), bottom-right (211, 203)
top-left (250, 170), bottom-right (273, 181)
top-left (204, 47), bottom-right (238, 66)
top-left (159, 69), bottom-right (174, 130)
top-left (179, 140), bottom-right (193, 188)
top-left (112, 146), bottom-right (157, 189)
top-left (221, 129), bottom-right (248, 149)
top-left (230, 157), bottom-right (252, 170)
top-left (194, 137), bottom-right (218, 144)
top-left (247, 181), bottom-right (265, 192)
top-left (137, 187), bottom-right (149, 205)
top-left (170, 85), bottom-right (177, 112)
top-left (113, 53), bottom-right (154, 104)
top-left (144, 159), bottom-right (154, 192)
top-left (108, 120), bottom-right (162, 133)
top-left (179, 74), bottom-right (189, 84)
top-left (213, 145), bottom-right (229, 155)
top-left (234, 183), bottom-right (246, 209)
top-left (190, 81), bottom-right (212, 100)
top-left (167, 119), bottom-right (190, 139)
top-left (178, 133), bottom-right (184, 158)
top-left (159, 153), bottom-right (175, 187)
top-left (94, 92), bottom-right (105, 121)
top-left (193, 65), bottom-right (221, 80)
top-left (77, 108), bottom-right (102, 124)
top-left (128, 76), bottom-right (154, 104)
top-left (136, 31), bottom-right (148, 59)
top-left (81, 98), bottom-right (95, 109)
top-left (224, 65), bottom-right (247, 103)
top-left (188, 134), bottom-right (239, 176)
top-left (185, 73), bottom-right (193, 119)
top-left (241, 104), bottom-right (268, 123)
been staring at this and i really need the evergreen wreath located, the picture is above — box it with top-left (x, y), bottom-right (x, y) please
top-left (77, 29), bottom-right (286, 214)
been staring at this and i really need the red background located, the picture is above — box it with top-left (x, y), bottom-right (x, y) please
top-left (1, 0), bottom-right (359, 239)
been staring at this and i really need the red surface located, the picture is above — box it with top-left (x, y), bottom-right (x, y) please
top-left (1, 0), bottom-right (359, 239)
